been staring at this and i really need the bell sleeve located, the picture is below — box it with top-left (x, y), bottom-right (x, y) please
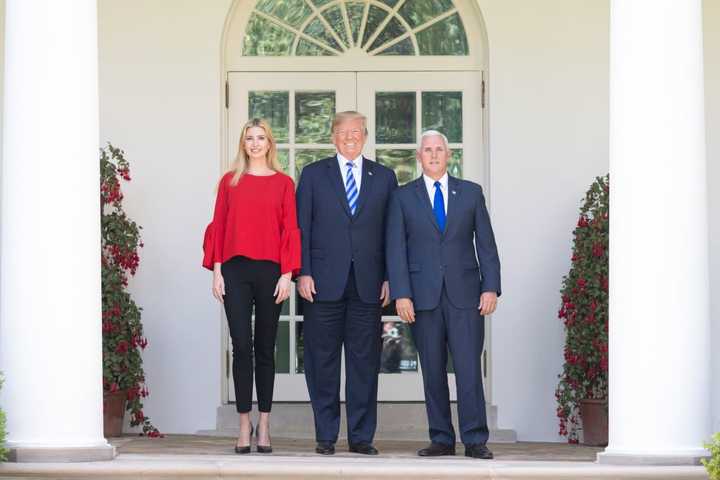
top-left (202, 174), bottom-right (229, 270)
top-left (279, 177), bottom-right (301, 277)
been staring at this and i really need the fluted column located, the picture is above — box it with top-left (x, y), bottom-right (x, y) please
top-left (598, 0), bottom-right (710, 465)
top-left (0, 0), bottom-right (115, 462)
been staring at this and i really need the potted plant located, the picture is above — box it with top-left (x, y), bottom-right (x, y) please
top-left (704, 433), bottom-right (720, 480)
top-left (101, 144), bottom-right (160, 438)
top-left (555, 175), bottom-right (609, 445)
top-left (0, 373), bottom-right (7, 461)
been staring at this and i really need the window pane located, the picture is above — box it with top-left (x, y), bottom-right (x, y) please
top-left (249, 91), bottom-right (290, 143)
top-left (422, 91), bottom-right (462, 143)
top-left (296, 38), bottom-right (335, 56)
top-left (398, 0), bottom-right (453, 29)
top-left (295, 321), bottom-right (305, 374)
top-left (243, 14), bottom-right (295, 56)
top-left (377, 149), bottom-right (416, 185)
top-left (346, 2), bottom-right (366, 46)
top-left (368, 17), bottom-right (406, 53)
top-left (417, 13), bottom-right (469, 56)
top-left (277, 149), bottom-right (290, 176)
top-left (376, 92), bottom-right (415, 144)
top-left (295, 149), bottom-right (336, 181)
top-left (376, 37), bottom-right (415, 56)
top-left (295, 92), bottom-right (336, 144)
top-left (303, 17), bottom-right (342, 52)
top-left (449, 148), bottom-right (462, 178)
top-left (265, 0), bottom-right (313, 29)
top-left (379, 0), bottom-right (399, 7)
top-left (311, 0), bottom-right (333, 6)
top-left (381, 321), bottom-right (418, 373)
top-left (275, 321), bottom-right (290, 373)
top-left (322, 5), bottom-right (350, 48)
top-left (361, 5), bottom-right (388, 48)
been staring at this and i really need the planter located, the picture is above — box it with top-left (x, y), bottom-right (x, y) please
top-left (580, 398), bottom-right (608, 446)
top-left (103, 390), bottom-right (127, 438)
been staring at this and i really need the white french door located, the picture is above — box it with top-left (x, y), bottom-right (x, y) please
top-left (226, 71), bottom-right (486, 403)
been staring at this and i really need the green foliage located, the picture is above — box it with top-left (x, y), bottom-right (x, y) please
top-left (704, 433), bottom-right (720, 480)
top-left (0, 374), bottom-right (8, 462)
top-left (555, 175), bottom-right (609, 443)
top-left (101, 144), bottom-right (160, 438)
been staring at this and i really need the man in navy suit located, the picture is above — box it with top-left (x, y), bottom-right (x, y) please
top-left (386, 130), bottom-right (500, 459)
top-left (296, 111), bottom-right (398, 455)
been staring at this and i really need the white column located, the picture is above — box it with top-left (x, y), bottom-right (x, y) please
top-left (598, 0), bottom-right (710, 465)
top-left (0, 0), bottom-right (114, 462)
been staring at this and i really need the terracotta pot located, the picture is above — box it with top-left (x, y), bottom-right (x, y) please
top-left (103, 390), bottom-right (127, 438)
top-left (580, 398), bottom-right (608, 446)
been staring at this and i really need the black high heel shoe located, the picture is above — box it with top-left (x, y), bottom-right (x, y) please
top-left (256, 424), bottom-right (272, 454)
top-left (234, 424), bottom-right (253, 454)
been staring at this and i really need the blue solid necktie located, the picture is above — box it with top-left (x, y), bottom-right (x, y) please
top-left (433, 181), bottom-right (446, 231)
top-left (345, 162), bottom-right (358, 215)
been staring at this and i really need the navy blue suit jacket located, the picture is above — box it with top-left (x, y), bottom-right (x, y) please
top-left (386, 175), bottom-right (501, 311)
top-left (296, 156), bottom-right (398, 303)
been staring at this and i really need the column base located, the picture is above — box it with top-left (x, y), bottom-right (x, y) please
top-left (597, 448), bottom-right (709, 466)
top-left (7, 443), bottom-right (116, 463)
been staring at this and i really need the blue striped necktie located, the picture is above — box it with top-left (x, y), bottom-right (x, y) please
top-left (345, 161), bottom-right (358, 215)
top-left (433, 181), bottom-right (446, 231)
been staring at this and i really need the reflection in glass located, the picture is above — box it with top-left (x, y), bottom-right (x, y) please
top-left (398, 0), bottom-right (454, 29)
top-left (376, 92), bottom-right (416, 144)
top-left (296, 39), bottom-right (335, 56)
top-left (311, 0), bottom-right (333, 6)
top-left (362, 5), bottom-right (388, 48)
top-left (262, 0), bottom-right (313, 29)
top-left (295, 92), bottom-right (336, 144)
top-left (379, 0), bottom-right (399, 7)
top-left (449, 149), bottom-right (462, 178)
top-left (275, 321), bottom-right (290, 373)
top-left (369, 17), bottom-right (407, 53)
top-left (422, 91), bottom-right (462, 143)
top-left (417, 13), bottom-right (469, 56)
top-left (249, 91), bottom-right (290, 143)
top-left (346, 2), bottom-right (366, 46)
top-left (380, 321), bottom-right (418, 373)
top-left (323, 5), bottom-right (349, 48)
top-left (243, 14), bottom-right (295, 56)
top-left (277, 149), bottom-right (290, 176)
top-left (295, 149), bottom-right (336, 181)
top-left (377, 149), bottom-right (416, 185)
top-left (376, 37), bottom-right (415, 56)
top-left (303, 17), bottom-right (342, 52)
top-left (295, 321), bottom-right (305, 374)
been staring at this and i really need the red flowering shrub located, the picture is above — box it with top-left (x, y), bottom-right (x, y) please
top-left (555, 175), bottom-right (609, 442)
top-left (101, 144), bottom-right (161, 437)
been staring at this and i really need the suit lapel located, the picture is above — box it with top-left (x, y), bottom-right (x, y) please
top-left (353, 157), bottom-right (375, 219)
top-left (414, 177), bottom-right (442, 234)
top-left (445, 175), bottom-right (462, 237)
top-left (326, 156), bottom-right (351, 218)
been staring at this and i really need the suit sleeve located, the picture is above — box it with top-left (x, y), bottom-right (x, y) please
top-left (386, 191), bottom-right (413, 300)
top-left (474, 186), bottom-right (501, 296)
top-left (296, 167), bottom-right (313, 277)
top-left (382, 170), bottom-right (399, 281)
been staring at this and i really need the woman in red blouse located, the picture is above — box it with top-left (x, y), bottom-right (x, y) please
top-left (203, 118), bottom-right (300, 454)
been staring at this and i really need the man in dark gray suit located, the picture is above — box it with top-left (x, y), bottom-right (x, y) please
top-left (386, 130), bottom-right (500, 459)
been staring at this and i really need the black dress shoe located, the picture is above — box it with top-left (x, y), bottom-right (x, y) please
top-left (348, 443), bottom-right (379, 455)
top-left (234, 424), bottom-right (253, 454)
top-left (255, 425), bottom-right (272, 454)
top-left (464, 444), bottom-right (493, 459)
top-left (316, 442), bottom-right (335, 455)
top-left (417, 443), bottom-right (456, 456)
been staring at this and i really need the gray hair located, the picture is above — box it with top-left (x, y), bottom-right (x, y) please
top-left (418, 130), bottom-right (449, 151)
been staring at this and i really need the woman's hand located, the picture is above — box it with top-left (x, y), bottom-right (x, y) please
top-left (212, 264), bottom-right (225, 303)
top-left (274, 273), bottom-right (292, 304)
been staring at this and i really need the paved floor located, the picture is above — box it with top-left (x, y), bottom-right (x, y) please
top-left (112, 434), bottom-right (603, 461)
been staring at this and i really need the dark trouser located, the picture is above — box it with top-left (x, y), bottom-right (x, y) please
top-left (222, 256), bottom-right (282, 413)
top-left (411, 285), bottom-right (489, 446)
top-left (303, 266), bottom-right (382, 444)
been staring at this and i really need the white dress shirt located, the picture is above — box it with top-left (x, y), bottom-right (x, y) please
top-left (337, 153), bottom-right (363, 193)
top-left (423, 172), bottom-right (449, 215)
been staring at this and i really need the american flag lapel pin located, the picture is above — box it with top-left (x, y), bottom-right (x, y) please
top-left (452, 190), bottom-right (457, 195)
top-left (368, 171), bottom-right (373, 176)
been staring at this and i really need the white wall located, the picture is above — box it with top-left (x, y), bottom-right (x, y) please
top-left (704, 0), bottom-right (720, 434)
top-left (98, 0), bottom-right (233, 433)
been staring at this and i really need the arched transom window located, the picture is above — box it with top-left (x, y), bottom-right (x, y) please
top-left (243, 0), bottom-right (469, 56)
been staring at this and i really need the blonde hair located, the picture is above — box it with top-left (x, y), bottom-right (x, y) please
top-left (229, 118), bottom-right (282, 186)
top-left (332, 111), bottom-right (368, 135)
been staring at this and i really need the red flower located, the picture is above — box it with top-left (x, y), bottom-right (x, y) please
top-left (577, 216), bottom-right (589, 228)
top-left (115, 340), bottom-right (129, 354)
top-left (592, 243), bottom-right (604, 258)
top-left (576, 278), bottom-right (587, 290)
top-left (109, 382), bottom-right (119, 393)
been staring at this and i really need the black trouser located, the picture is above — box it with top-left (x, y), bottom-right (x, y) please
top-left (222, 256), bottom-right (282, 413)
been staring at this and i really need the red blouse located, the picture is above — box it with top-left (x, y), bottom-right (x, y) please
top-left (203, 171), bottom-right (301, 275)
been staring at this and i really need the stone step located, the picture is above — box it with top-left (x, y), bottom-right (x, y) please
top-left (206, 402), bottom-right (517, 443)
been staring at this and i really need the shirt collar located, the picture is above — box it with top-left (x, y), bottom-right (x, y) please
top-left (423, 172), bottom-right (449, 191)
top-left (337, 153), bottom-right (363, 169)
